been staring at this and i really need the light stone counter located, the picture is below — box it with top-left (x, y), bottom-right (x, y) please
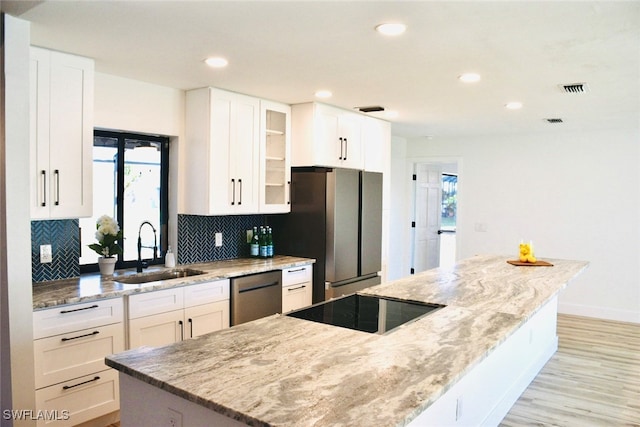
top-left (32, 255), bottom-right (314, 310)
top-left (106, 255), bottom-right (588, 426)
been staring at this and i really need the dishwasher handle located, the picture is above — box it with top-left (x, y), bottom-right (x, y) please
top-left (238, 281), bottom-right (279, 294)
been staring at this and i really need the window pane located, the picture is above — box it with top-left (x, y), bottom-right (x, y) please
top-left (441, 174), bottom-right (457, 230)
top-left (79, 139), bottom-right (118, 265)
top-left (123, 140), bottom-right (162, 262)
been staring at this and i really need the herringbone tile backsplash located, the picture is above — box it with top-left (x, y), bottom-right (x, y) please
top-left (177, 214), bottom-right (266, 264)
top-left (31, 215), bottom-right (269, 282)
top-left (31, 219), bottom-right (80, 282)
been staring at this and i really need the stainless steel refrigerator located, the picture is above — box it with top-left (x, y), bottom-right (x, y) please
top-left (269, 167), bottom-right (382, 303)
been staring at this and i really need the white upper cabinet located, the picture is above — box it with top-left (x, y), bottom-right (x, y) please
top-left (183, 87), bottom-right (260, 215)
top-left (362, 116), bottom-right (391, 173)
top-left (30, 47), bottom-right (94, 220)
top-left (259, 100), bottom-right (291, 213)
top-left (291, 102), bottom-right (364, 170)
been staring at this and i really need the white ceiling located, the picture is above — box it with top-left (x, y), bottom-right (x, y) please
top-left (3, 0), bottom-right (639, 138)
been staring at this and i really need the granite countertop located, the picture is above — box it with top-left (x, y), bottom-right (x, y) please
top-left (32, 255), bottom-right (315, 310)
top-left (105, 255), bottom-right (588, 427)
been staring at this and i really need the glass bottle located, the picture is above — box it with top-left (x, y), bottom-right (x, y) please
top-left (266, 227), bottom-right (274, 258)
top-left (259, 226), bottom-right (268, 258)
top-left (250, 227), bottom-right (259, 257)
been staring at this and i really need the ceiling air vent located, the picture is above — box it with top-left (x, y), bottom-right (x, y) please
top-left (546, 118), bottom-right (564, 123)
top-left (357, 106), bottom-right (385, 113)
top-left (560, 83), bottom-right (589, 93)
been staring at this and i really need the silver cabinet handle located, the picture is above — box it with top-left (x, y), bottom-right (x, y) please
top-left (231, 179), bottom-right (236, 205)
top-left (338, 137), bottom-right (344, 160)
top-left (238, 178), bottom-right (242, 205)
top-left (287, 180), bottom-right (291, 205)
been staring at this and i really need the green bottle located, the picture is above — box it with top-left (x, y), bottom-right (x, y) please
top-left (259, 226), bottom-right (268, 258)
top-left (266, 227), bottom-right (274, 258)
top-left (250, 227), bottom-right (259, 257)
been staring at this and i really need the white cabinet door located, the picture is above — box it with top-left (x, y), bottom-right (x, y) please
top-left (185, 301), bottom-right (229, 339)
top-left (259, 100), bottom-right (291, 213)
top-left (362, 116), bottom-right (391, 173)
top-left (292, 102), bottom-right (364, 169)
top-left (183, 88), bottom-right (260, 215)
top-left (128, 310), bottom-right (185, 349)
top-left (30, 47), bottom-right (94, 220)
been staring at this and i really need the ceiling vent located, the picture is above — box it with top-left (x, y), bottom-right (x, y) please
top-left (546, 118), bottom-right (564, 123)
top-left (560, 83), bottom-right (589, 93)
top-left (357, 106), bottom-right (385, 113)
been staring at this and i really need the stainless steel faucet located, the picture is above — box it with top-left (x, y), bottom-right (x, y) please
top-left (137, 221), bottom-right (157, 272)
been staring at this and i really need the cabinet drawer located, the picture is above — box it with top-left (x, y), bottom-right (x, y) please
top-left (282, 283), bottom-right (312, 313)
top-left (282, 265), bottom-right (312, 287)
top-left (128, 287), bottom-right (184, 319)
top-left (184, 279), bottom-right (230, 308)
top-left (35, 368), bottom-right (119, 427)
top-left (33, 298), bottom-right (123, 339)
top-left (34, 322), bottom-right (124, 389)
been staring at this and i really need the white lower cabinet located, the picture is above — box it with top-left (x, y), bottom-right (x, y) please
top-left (32, 298), bottom-right (124, 427)
top-left (282, 265), bottom-right (313, 313)
top-left (127, 279), bottom-right (230, 349)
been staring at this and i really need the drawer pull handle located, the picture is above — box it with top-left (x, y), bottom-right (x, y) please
top-left (62, 376), bottom-right (100, 390)
top-left (61, 330), bottom-right (100, 342)
top-left (287, 267), bottom-right (306, 273)
top-left (287, 285), bottom-right (306, 291)
top-left (59, 304), bottom-right (99, 314)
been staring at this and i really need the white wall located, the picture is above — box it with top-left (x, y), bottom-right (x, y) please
top-left (394, 128), bottom-right (639, 323)
top-left (93, 72), bottom-right (185, 253)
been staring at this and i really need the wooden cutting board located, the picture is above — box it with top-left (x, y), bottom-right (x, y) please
top-left (507, 260), bottom-right (554, 267)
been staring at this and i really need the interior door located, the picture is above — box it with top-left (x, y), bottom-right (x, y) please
top-left (412, 164), bottom-right (442, 273)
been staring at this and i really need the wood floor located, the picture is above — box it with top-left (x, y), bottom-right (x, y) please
top-left (501, 314), bottom-right (640, 426)
top-left (105, 314), bottom-right (639, 427)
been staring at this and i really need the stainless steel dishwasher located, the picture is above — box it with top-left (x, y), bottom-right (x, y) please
top-left (231, 270), bottom-right (282, 326)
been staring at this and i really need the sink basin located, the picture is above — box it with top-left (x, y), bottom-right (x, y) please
top-left (115, 268), bottom-right (206, 284)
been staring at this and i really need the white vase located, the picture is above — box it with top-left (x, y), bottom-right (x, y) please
top-left (98, 257), bottom-right (117, 277)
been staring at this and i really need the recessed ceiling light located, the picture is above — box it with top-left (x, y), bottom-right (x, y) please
top-left (458, 73), bottom-right (481, 83)
top-left (204, 57), bottom-right (228, 68)
top-left (375, 23), bottom-right (407, 36)
top-left (315, 90), bottom-right (332, 99)
top-left (505, 102), bottom-right (523, 110)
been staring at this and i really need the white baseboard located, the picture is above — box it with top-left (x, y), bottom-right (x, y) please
top-left (559, 302), bottom-right (640, 324)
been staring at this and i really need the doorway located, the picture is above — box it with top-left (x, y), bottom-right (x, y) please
top-left (410, 161), bottom-right (459, 274)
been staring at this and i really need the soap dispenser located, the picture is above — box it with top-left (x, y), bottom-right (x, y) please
top-left (165, 246), bottom-right (175, 268)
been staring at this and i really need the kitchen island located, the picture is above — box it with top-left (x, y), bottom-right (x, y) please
top-left (105, 255), bottom-right (588, 426)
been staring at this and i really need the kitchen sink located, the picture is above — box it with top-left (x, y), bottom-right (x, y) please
top-left (115, 268), bottom-right (206, 284)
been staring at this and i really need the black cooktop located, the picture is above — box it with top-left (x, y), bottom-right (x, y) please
top-left (287, 294), bottom-right (445, 334)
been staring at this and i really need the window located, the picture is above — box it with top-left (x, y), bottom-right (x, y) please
top-left (441, 174), bottom-right (457, 230)
top-left (80, 130), bottom-right (169, 272)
